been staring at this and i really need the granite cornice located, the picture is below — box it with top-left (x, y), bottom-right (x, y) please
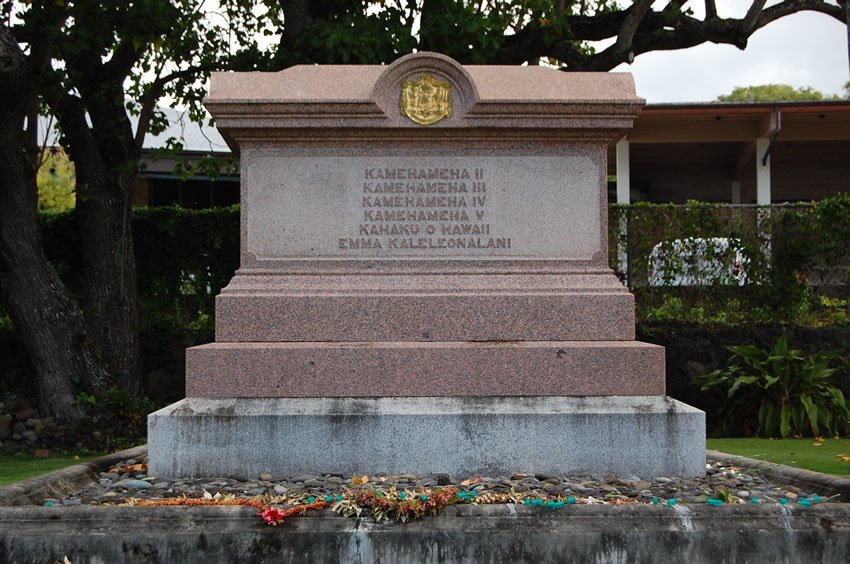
top-left (465, 101), bottom-right (644, 117)
top-left (202, 101), bottom-right (383, 116)
top-left (225, 127), bottom-right (633, 146)
top-left (206, 52), bottom-right (644, 134)
top-left (206, 102), bottom-right (642, 127)
top-left (206, 64), bottom-right (641, 106)
top-left (216, 271), bottom-right (633, 294)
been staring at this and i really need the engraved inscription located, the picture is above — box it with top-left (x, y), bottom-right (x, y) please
top-left (339, 166), bottom-right (512, 253)
top-left (247, 155), bottom-right (600, 260)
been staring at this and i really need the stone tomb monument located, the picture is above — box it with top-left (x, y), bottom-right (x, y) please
top-left (148, 52), bottom-right (705, 479)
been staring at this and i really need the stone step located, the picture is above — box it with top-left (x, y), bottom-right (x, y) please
top-left (148, 396), bottom-right (703, 478)
top-left (215, 291), bottom-right (636, 342)
top-left (185, 340), bottom-right (664, 398)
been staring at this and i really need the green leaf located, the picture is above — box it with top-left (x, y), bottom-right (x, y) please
top-left (757, 399), bottom-right (769, 433)
top-left (817, 405), bottom-right (832, 433)
top-left (764, 402), bottom-right (778, 436)
top-left (727, 375), bottom-right (758, 398)
top-left (790, 403), bottom-right (804, 434)
top-left (800, 395), bottom-right (819, 436)
top-left (780, 404), bottom-right (792, 438)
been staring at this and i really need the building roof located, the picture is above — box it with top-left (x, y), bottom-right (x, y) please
top-left (141, 108), bottom-right (229, 154)
top-left (38, 99), bottom-right (850, 155)
top-left (37, 108), bottom-right (229, 154)
top-left (630, 100), bottom-right (850, 144)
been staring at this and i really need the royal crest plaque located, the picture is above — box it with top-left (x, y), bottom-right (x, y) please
top-left (400, 73), bottom-right (452, 125)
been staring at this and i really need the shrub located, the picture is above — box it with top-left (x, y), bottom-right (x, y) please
top-left (611, 195), bottom-right (850, 326)
top-left (692, 334), bottom-right (850, 437)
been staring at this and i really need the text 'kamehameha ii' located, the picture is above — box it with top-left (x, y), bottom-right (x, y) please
top-left (339, 166), bottom-right (512, 253)
top-left (364, 167), bottom-right (480, 180)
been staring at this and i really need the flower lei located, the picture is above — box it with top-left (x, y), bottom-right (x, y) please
top-left (132, 496), bottom-right (331, 526)
top-left (333, 486), bottom-right (460, 523)
top-left (127, 478), bottom-right (833, 527)
top-left (132, 485), bottom-right (462, 526)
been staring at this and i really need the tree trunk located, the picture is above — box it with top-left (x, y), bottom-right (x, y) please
top-left (0, 173), bottom-right (107, 424)
top-left (418, 0), bottom-right (448, 53)
top-left (51, 76), bottom-right (143, 396)
top-left (0, 26), bottom-right (109, 424)
top-left (75, 170), bottom-right (141, 394)
top-left (280, 0), bottom-right (312, 52)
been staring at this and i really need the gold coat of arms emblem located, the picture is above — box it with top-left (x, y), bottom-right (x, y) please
top-left (400, 74), bottom-right (452, 125)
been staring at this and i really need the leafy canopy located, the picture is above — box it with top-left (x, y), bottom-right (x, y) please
top-left (37, 148), bottom-right (75, 213)
top-left (241, 1), bottom-right (848, 72)
top-left (717, 84), bottom-right (842, 103)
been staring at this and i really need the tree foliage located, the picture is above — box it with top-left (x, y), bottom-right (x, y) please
top-left (0, 0), bottom-right (847, 425)
top-left (717, 84), bottom-right (841, 103)
top-left (262, 0), bottom-right (847, 71)
top-left (36, 148), bottom-right (75, 213)
top-left (0, 0), bottom-right (261, 424)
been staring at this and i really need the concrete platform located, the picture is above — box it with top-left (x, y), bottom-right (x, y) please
top-left (147, 396), bottom-right (705, 479)
top-left (185, 341), bottom-right (666, 397)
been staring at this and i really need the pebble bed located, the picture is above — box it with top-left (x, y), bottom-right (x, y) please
top-left (46, 456), bottom-right (842, 509)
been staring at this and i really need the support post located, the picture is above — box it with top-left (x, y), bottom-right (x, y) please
top-left (731, 181), bottom-right (741, 205)
top-left (756, 138), bottom-right (772, 266)
top-left (616, 139), bottom-right (630, 204)
top-left (756, 138), bottom-right (771, 205)
top-left (615, 139), bottom-right (630, 283)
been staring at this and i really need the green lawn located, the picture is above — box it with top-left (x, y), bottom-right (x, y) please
top-left (0, 453), bottom-right (101, 487)
top-left (708, 438), bottom-right (850, 477)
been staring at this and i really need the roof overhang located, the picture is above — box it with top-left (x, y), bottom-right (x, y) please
top-left (630, 101), bottom-right (850, 143)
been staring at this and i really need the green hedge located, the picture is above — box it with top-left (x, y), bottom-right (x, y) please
top-left (4, 197), bottom-right (850, 337)
top-left (37, 206), bottom-right (240, 338)
top-left (132, 206), bottom-right (240, 335)
top-left (610, 195), bottom-right (850, 326)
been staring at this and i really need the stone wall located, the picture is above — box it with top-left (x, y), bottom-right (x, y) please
top-left (3, 504), bottom-right (850, 563)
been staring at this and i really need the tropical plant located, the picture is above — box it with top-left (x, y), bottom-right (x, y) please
top-left (693, 335), bottom-right (850, 438)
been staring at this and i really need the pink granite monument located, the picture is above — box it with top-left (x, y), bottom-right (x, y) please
top-left (148, 52), bottom-right (704, 479)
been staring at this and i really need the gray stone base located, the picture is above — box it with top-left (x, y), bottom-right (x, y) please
top-left (148, 396), bottom-right (705, 479)
top-left (5, 505), bottom-right (850, 563)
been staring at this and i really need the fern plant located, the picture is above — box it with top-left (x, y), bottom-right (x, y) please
top-left (693, 334), bottom-right (850, 437)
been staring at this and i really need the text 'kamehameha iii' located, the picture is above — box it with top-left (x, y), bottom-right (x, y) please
top-left (339, 166), bottom-right (512, 253)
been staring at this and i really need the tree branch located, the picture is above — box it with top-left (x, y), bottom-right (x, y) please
top-left (741, 0), bottom-right (767, 33)
top-left (613, 0), bottom-right (654, 56)
top-left (496, 0), bottom-right (845, 70)
top-left (105, 40), bottom-right (141, 85)
top-left (0, 20), bottom-right (28, 85)
top-left (279, 0), bottom-right (312, 52)
top-left (756, 0), bottom-right (844, 27)
top-left (46, 89), bottom-right (99, 171)
top-left (0, 19), bottom-right (34, 164)
top-left (134, 64), bottom-right (216, 150)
